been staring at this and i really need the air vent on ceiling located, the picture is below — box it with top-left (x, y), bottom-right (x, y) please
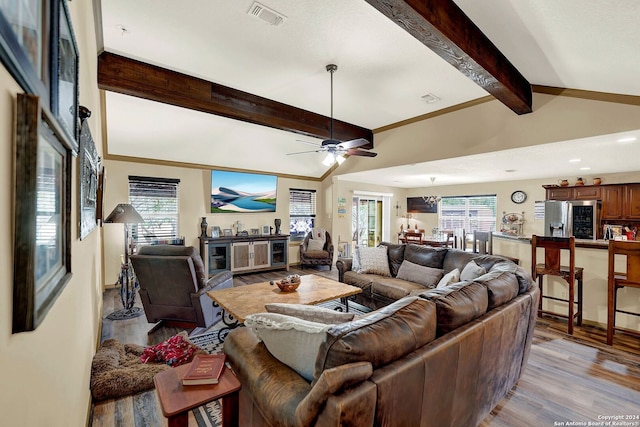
top-left (421, 93), bottom-right (441, 104)
top-left (248, 2), bottom-right (287, 27)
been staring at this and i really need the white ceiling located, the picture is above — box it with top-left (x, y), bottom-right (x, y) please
top-left (98, 0), bottom-right (640, 186)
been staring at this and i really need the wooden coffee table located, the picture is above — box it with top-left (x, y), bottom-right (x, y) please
top-left (154, 361), bottom-right (241, 427)
top-left (207, 274), bottom-right (361, 327)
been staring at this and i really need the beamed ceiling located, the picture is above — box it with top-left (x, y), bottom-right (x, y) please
top-left (97, 0), bottom-right (640, 186)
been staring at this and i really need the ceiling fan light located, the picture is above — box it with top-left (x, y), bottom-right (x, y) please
top-left (322, 152), bottom-right (335, 166)
top-left (335, 153), bottom-right (345, 165)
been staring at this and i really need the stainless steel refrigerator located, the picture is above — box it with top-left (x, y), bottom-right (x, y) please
top-left (543, 200), bottom-right (601, 240)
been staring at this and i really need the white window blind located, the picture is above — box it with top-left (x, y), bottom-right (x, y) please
top-left (128, 176), bottom-right (180, 244)
top-left (289, 188), bottom-right (316, 241)
top-left (439, 195), bottom-right (497, 233)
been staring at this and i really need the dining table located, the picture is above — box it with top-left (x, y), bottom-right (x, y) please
top-left (398, 233), bottom-right (451, 247)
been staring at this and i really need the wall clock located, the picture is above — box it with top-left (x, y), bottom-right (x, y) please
top-left (511, 190), bottom-right (527, 204)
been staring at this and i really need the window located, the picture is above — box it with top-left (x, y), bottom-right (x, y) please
top-left (128, 176), bottom-right (180, 245)
top-left (289, 188), bottom-right (316, 241)
top-left (439, 195), bottom-right (497, 234)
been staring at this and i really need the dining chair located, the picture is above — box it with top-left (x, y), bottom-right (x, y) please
top-left (452, 228), bottom-right (466, 250)
top-left (403, 231), bottom-right (424, 245)
top-left (472, 231), bottom-right (492, 254)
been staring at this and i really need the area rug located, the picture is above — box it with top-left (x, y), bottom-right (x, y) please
top-left (189, 299), bottom-right (368, 426)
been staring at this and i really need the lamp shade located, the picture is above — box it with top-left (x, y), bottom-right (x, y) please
top-left (104, 203), bottom-right (144, 224)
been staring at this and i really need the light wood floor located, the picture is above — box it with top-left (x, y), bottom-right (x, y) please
top-left (91, 266), bottom-right (640, 426)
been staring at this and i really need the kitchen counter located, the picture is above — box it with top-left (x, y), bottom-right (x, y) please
top-left (492, 232), bottom-right (612, 249)
top-left (491, 232), bottom-right (639, 334)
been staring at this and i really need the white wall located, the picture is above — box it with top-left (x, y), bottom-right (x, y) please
top-left (0, 2), bottom-right (103, 425)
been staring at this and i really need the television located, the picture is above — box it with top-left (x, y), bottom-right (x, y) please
top-left (211, 170), bottom-right (277, 213)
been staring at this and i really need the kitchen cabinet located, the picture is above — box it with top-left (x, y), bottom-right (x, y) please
top-left (624, 184), bottom-right (640, 219)
top-left (545, 186), bottom-right (574, 200)
top-left (573, 186), bottom-right (601, 200)
top-left (602, 185), bottom-right (625, 220)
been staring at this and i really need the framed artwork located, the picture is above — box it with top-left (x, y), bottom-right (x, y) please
top-left (250, 228), bottom-right (260, 236)
top-left (96, 165), bottom-right (105, 224)
top-left (223, 228), bottom-right (233, 237)
top-left (407, 197), bottom-right (437, 214)
top-left (211, 226), bottom-right (222, 238)
top-left (78, 106), bottom-right (100, 240)
top-left (54, 0), bottom-right (79, 149)
top-left (262, 225), bottom-right (270, 235)
top-left (0, 0), bottom-right (50, 105)
top-left (13, 93), bottom-right (72, 333)
top-left (0, 0), bottom-right (80, 154)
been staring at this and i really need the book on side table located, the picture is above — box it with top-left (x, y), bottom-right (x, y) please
top-left (182, 354), bottom-right (226, 386)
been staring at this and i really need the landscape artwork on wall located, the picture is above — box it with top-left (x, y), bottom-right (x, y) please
top-left (211, 170), bottom-right (277, 213)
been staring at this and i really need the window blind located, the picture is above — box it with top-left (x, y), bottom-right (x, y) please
top-left (128, 176), bottom-right (180, 243)
top-left (439, 194), bottom-right (497, 233)
top-left (289, 188), bottom-right (316, 240)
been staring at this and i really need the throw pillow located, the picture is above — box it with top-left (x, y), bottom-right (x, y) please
top-left (311, 228), bottom-right (327, 242)
top-left (265, 303), bottom-right (355, 324)
top-left (460, 261), bottom-right (487, 282)
top-left (436, 268), bottom-right (460, 288)
top-left (396, 260), bottom-right (443, 288)
top-left (245, 312), bottom-right (333, 381)
top-left (356, 246), bottom-right (391, 277)
top-left (306, 238), bottom-right (325, 252)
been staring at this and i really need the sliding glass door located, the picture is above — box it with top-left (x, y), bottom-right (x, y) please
top-left (352, 196), bottom-right (382, 247)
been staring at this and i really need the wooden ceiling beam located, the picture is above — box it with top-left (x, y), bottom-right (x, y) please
top-left (97, 51), bottom-right (373, 145)
top-left (365, 0), bottom-right (532, 115)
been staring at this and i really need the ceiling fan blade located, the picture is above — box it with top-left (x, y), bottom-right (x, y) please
top-left (286, 149), bottom-right (323, 155)
top-left (296, 139), bottom-right (321, 147)
top-left (338, 138), bottom-right (369, 149)
top-left (347, 149), bottom-right (377, 157)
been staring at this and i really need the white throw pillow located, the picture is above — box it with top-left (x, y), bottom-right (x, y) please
top-left (352, 246), bottom-right (361, 271)
top-left (306, 238), bottom-right (325, 251)
top-left (356, 246), bottom-right (391, 277)
top-left (460, 261), bottom-right (487, 282)
top-left (437, 268), bottom-right (461, 288)
top-left (245, 312), bottom-right (333, 381)
top-left (396, 260), bottom-right (444, 288)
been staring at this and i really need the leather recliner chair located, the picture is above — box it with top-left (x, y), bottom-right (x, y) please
top-left (299, 230), bottom-right (334, 270)
top-left (130, 245), bottom-right (232, 334)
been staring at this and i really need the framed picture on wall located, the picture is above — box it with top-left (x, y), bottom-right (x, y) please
top-left (407, 197), bottom-right (437, 213)
top-left (13, 93), bottom-right (73, 333)
top-left (54, 0), bottom-right (79, 147)
top-left (78, 106), bottom-right (100, 240)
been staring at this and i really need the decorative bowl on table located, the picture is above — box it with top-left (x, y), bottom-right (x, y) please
top-left (275, 274), bottom-right (301, 292)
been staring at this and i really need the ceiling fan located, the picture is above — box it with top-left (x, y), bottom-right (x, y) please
top-left (287, 64), bottom-right (377, 166)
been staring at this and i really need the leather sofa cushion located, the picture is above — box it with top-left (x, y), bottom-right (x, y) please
top-left (404, 244), bottom-right (447, 269)
top-left (396, 260), bottom-right (443, 287)
top-left (314, 296), bottom-right (436, 380)
top-left (442, 249), bottom-right (480, 273)
top-left (137, 245), bottom-right (206, 288)
top-left (474, 270), bottom-right (520, 310)
top-left (379, 242), bottom-right (405, 277)
top-left (417, 281), bottom-right (488, 335)
top-left (371, 277), bottom-right (426, 300)
top-left (343, 271), bottom-right (374, 294)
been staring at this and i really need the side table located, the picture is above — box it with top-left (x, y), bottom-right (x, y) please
top-left (154, 361), bottom-right (241, 427)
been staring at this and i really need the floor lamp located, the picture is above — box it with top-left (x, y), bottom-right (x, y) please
top-left (104, 203), bottom-right (144, 320)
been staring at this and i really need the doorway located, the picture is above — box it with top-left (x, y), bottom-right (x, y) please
top-left (352, 197), bottom-right (383, 248)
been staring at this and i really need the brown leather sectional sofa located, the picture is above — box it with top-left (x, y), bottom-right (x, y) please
top-left (223, 243), bottom-right (539, 427)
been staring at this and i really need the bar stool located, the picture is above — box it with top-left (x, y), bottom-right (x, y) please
top-left (606, 240), bottom-right (640, 345)
top-left (531, 235), bottom-right (584, 335)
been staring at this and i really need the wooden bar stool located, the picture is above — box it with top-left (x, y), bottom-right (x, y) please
top-left (606, 240), bottom-right (640, 345)
top-left (531, 235), bottom-right (584, 335)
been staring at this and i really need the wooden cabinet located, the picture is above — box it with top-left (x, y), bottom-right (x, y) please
top-left (624, 184), bottom-right (640, 219)
top-left (200, 235), bottom-right (289, 275)
top-left (574, 186), bottom-right (601, 200)
top-left (231, 240), bottom-right (270, 272)
top-left (602, 185), bottom-right (625, 220)
top-left (545, 186), bottom-right (574, 200)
